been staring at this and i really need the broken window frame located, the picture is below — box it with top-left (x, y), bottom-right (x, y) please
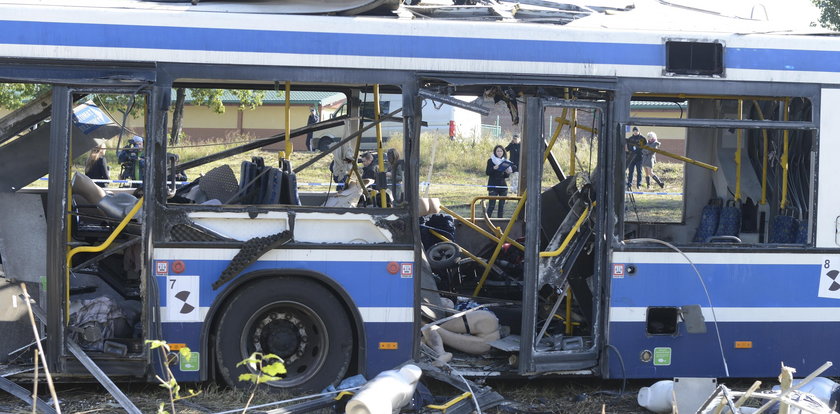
top-left (616, 82), bottom-right (820, 249)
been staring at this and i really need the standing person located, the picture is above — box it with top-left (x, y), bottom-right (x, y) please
top-left (642, 132), bottom-right (664, 188)
top-left (485, 145), bottom-right (516, 218)
top-left (360, 152), bottom-right (376, 181)
top-left (504, 134), bottom-right (521, 167)
top-left (118, 136), bottom-right (145, 188)
top-left (306, 107), bottom-right (319, 151)
top-left (625, 127), bottom-right (645, 189)
top-left (85, 142), bottom-right (110, 187)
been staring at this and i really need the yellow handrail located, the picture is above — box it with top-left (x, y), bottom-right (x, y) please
top-left (439, 205), bottom-right (524, 252)
top-left (638, 144), bottom-right (718, 172)
top-left (468, 195), bottom-right (522, 222)
top-left (539, 204), bottom-right (592, 257)
top-left (473, 191), bottom-right (527, 296)
top-left (781, 98), bottom-right (790, 209)
top-left (750, 101), bottom-right (770, 205)
top-left (427, 392), bottom-right (472, 414)
top-left (66, 197), bottom-right (144, 322)
top-left (284, 81), bottom-right (292, 157)
top-left (375, 85), bottom-right (387, 208)
top-left (735, 100), bottom-right (743, 202)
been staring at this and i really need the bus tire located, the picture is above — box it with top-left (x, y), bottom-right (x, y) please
top-left (214, 277), bottom-right (353, 392)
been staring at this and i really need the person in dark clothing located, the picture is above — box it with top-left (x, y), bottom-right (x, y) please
top-left (306, 108), bottom-right (319, 151)
top-left (625, 127), bottom-right (645, 189)
top-left (485, 144), bottom-right (516, 218)
top-left (85, 142), bottom-right (110, 187)
top-left (504, 134), bottom-right (521, 167)
top-left (360, 152), bottom-right (376, 181)
top-left (118, 136), bottom-right (145, 188)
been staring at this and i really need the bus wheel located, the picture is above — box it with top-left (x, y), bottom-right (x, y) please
top-left (214, 277), bottom-right (353, 391)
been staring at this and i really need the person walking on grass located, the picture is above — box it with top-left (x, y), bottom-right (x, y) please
top-left (642, 132), bottom-right (664, 188)
top-left (485, 144), bottom-right (516, 218)
top-left (626, 127), bottom-right (645, 189)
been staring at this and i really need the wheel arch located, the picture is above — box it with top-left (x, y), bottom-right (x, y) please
top-left (199, 268), bottom-right (366, 383)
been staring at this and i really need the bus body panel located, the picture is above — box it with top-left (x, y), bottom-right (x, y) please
top-left (154, 247), bottom-right (415, 382)
top-left (608, 251), bottom-right (840, 378)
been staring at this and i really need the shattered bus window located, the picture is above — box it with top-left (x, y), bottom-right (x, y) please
top-left (623, 96), bottom-right (815, 245)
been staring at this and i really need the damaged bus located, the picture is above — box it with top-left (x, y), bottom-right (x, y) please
top-left (0, 0), bottom-right (838, 398)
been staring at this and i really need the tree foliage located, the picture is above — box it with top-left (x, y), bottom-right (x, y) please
top-left (0, 83), bottom-right (265, 116)
top-left (0, 83), bottom-right (51, 110)
top-left (186, 89), bottom-right (266, 114)
top-left (814, 0), bottom-right (840, 30)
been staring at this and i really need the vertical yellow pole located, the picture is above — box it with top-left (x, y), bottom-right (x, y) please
top-left (472, 118), bottom-right (577, 295)
top-left (284, 81), bottom-right (292, 157)
top-left (781, 98), bottom-right (790, 209)
top-left (734, 100), bottom-right (743, 202)
top-left (750, 101), bottom-right (769, 205)
top-left (374, 85), bottom-right (386, 207)
top-left (564, 287), bottom-right (573, 335)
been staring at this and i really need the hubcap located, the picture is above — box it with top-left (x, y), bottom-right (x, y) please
top-left (241, 301), bottom-right (328, 387)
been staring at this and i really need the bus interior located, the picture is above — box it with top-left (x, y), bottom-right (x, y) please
top-left (0, 71), bottom-right (818, 383)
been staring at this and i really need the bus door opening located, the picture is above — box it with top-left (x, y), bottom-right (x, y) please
top-left (415, 84), bottom-right (608, 377)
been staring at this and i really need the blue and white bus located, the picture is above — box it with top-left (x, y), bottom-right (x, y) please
top-left (0, 0), bottom-right (837, 394)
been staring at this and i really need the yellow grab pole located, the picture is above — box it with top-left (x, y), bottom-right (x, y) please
top-left (374, 85), bottom-right (387, 208)
top-left (735, 100), bottom-right (743, 202)
top-left (781, 98), bottom-right (790, 209)
top-left (545, 110), bottom-right (567, 158)
top-left (473, 191), bottom-right (527, 296)
top-left (284, 81), bottom-right (292, 157)
top-left (750, 101), bottom-right (770, 205)
top-left (66, 197), bottom-right (144, 322)
top-left (639, 144), bottom-right (718, 172)
top-left (539, 204), bottom-right (591, 257)
top-left (565, 287), bottom-right (573, 335)
top-left (440, 205), bottom-right (524, 251)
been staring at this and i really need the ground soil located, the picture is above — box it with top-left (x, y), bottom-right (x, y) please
top-left (0, 376), bottom-right (771, 414)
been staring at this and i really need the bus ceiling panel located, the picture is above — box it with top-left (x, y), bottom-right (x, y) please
top-left (0, 62), bottom-right (155, 86)
top-left (621, 78), bottom-right (821, 100)
top-left (158, 63), bottom-right (413, 88)
top-left (629, 117), bottom-right (816, 130)
top-left (420, 74), bottom-right (617, 92)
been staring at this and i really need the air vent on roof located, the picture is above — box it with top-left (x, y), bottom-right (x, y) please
top-left (665, 41), bottom-right (723, 76)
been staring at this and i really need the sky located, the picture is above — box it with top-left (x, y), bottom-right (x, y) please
top-left (702, 0), bottom-right (821, 27)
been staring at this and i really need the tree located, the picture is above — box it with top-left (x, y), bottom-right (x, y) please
top-left (813, 0), bottom-right (840, 30)
top-left (0, 83), bottom-right (265, 145)
top-left (0, 83), bottom-right (51, 110)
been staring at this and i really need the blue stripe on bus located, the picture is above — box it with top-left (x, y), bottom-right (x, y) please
top-left (607, 321), bottom-right (840, 378)
top-left (157, 258), bottom-right (413, 308)
top-left (0, 20), bottom-right (658, 65)
top-left (727, 47), bottom-right (840, 72)
top-left (610, 263), bottom-right (827, 307)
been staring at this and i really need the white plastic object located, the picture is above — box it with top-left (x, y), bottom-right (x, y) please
top-left (345, 364), bottom-right (423, 414)
top-left (637, 380), bottom-right (675, 414)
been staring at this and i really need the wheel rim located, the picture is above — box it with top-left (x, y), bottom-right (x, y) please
top-left (240, 301), bottom-right (329, 388)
